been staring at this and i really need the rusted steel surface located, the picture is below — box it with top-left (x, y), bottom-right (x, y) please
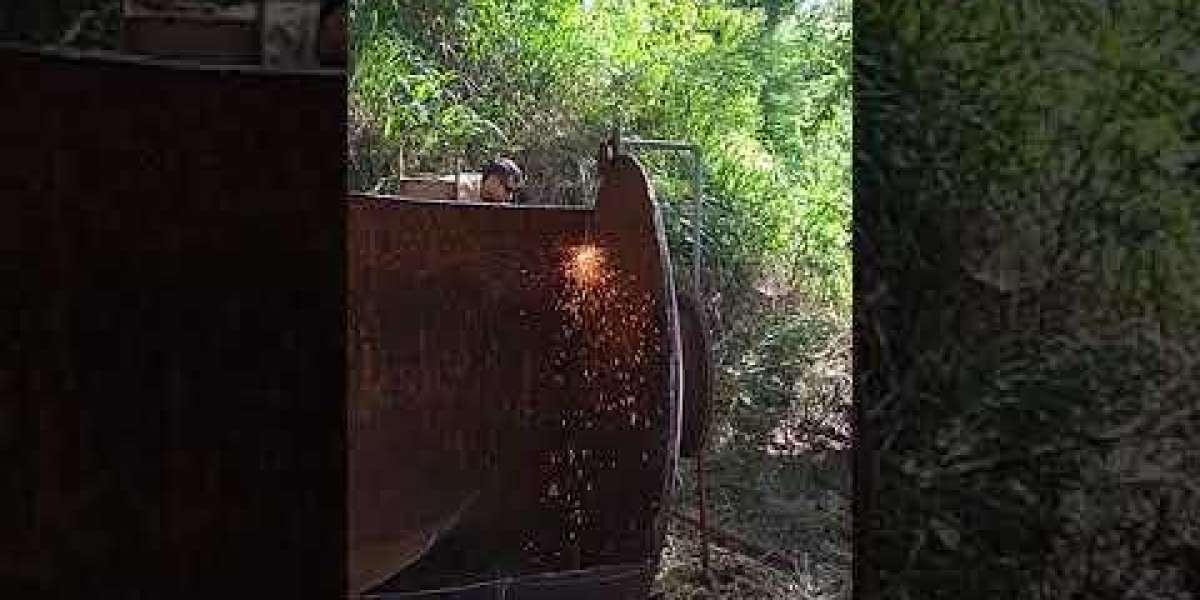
top-left (1, 47), bottom-right (345, 596)
top-left (348, 154), bottom-right (683, 595)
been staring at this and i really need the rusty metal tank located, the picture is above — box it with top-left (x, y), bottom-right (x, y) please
top-left (2, 43), bottom-right (710, 599)
top-left (347, 147), bottom-right (688, 596)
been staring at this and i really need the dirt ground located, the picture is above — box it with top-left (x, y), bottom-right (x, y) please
top-left (655, 518), bottom-right (849, 599)
top-left (654, 470), bottom-right (850, 600)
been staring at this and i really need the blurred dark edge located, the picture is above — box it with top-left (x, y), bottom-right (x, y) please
top-left (855, 2), bottom-right (1199, 599)
top-left (0, 43), bottom-right (347, 597)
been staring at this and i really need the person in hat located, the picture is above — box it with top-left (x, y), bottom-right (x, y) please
top-left (479, 157), bottom-right (524, 203)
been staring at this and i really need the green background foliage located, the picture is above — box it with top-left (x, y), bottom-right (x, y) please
top-left (859, 1), bottom-right (1200, 597)
top-left (349, 0), bottom-right (850, 309)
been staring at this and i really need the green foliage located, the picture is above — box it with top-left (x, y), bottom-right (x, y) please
top-left (860, 1), bottom-right (1200, 597)
top-left (349, 0), bottom-right (851, 309)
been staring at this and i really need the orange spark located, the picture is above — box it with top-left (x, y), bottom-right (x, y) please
top-left (564, 244), bottom-right (608, 288)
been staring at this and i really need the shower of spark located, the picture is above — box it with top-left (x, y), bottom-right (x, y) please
top-left (541, 237), bottom-right (667, 556)
top-left (555, 240), bottom-right (658, 362)
top-left (563, 244), bottom-right (609, 289)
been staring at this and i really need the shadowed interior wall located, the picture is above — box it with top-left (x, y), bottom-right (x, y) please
top-left (0, 47), bottom-right (345, 597)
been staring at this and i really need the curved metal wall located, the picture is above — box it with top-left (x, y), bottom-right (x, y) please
top-left (348, 155), bottom-right (682, 595)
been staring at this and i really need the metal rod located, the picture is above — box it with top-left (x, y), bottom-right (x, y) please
top-left (623, 139), bottom-right (695, 151)
top-left (618, 136), bottom-right (704, 298)
top-left (690, 151), bottom-right (703, 299)
top-left (619, 131), bottom-right (711, 586)
top-left (696, 439), bottom-right (713, 589)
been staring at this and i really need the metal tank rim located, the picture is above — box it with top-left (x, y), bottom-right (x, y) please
top-left (0, 41), bottom-right (344, 78)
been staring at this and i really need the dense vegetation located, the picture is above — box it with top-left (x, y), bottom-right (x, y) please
top-left (350, 0), bottom-right (849, 302)
top-left (350, 0), bottom-right (851, 597)
top-left (859, 2), bottom-right (1200, 598)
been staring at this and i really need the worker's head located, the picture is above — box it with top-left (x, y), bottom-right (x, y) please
top-left (480, 157), bottom-right (524, 203)
top-left (317, 0), bottom-right (347, 68)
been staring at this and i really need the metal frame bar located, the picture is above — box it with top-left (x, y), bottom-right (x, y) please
top-left (610, 126), bottom-right (713, 587)
top-left (614, 130), bottom-right (705, 299)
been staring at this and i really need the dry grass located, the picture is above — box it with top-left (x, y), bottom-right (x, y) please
top-left (655, 503), bottom-right (849, 600)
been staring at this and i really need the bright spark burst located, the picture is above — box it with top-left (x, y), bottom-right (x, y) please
top-left (552, 235), bottom-right (663, 529)
top-left (564, 244), bottom-right (608, 289)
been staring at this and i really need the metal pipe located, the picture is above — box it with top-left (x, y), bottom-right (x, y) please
top-left (623, 139), bottom-right (695, 151)
top-left (689, 150), bottom-right (703, 299)
top-left (619, 137), bottom-right (704, 298)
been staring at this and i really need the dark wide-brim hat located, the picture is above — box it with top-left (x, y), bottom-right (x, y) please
top-left (483, 158), bottom-right (524, 188)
